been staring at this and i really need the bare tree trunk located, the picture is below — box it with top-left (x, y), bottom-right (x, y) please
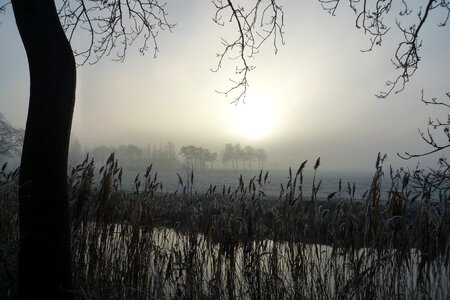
top-left (12, 0), bottom-right (75, 298)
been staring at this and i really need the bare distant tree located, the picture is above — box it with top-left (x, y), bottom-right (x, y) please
top-left (243, 145), bottom-right (255, 169)
top-left (179, 145), bottom-right (217, 171)
top-left (318, 0), bottom-right (449, 98)
top-left (0, 113), bottom-right (23, 157)
top-left (222, 143), bottom-right (235, 170)
top-left (205, 151), bottom-right (218, 169)
top-left (255, 148), bottom-right (268, 169)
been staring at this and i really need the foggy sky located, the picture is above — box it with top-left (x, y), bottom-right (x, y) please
top-left (1, 1), bottom-right (449, 171)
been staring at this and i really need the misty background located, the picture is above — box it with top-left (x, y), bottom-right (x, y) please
top-left (1, 0), bottom-right (449, 172)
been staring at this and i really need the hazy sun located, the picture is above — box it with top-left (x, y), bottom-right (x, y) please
top-left (229, 92), bottom-right (276, 140)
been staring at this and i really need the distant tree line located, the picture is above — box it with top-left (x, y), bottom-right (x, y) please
top-left (179, 145), bottom-right (218, 172)
top-left (70, 141), bottom-right (267, 171)
top-left (222, 143), bottom-right (267, 170)
top-left (1, 116), bottom-right (268, 172)
top-left (0, 120), bottom-right (271, 173)
top-left (85, 141), bottom-right (181, 170)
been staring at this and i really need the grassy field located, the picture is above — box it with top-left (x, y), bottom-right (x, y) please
top-left (1, 154), bottom-right (449, 299)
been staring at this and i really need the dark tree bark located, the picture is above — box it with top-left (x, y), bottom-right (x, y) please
top-left (11, 0), bottom-right (76, 298)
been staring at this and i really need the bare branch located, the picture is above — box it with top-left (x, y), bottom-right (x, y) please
top-left (398, 91), bottom-right (450, 160)
top-left (421, 89), bottom-right (450, 109)
top-left (403, 158), bottom-right (450, 196)
top-left (0, 1), bottom-right (10, 13)
top-left (58, 0), bottom-right (175, 66)
top-left (398, 144), bottom-right (450, 160)
top-left (318, 0), bottom-right (340, 16)
top-left (212, 0), bottom-right (284, 104)
top-left (318, 0), bottom-right (449, 98)
top-left (0, 0), bottom-right (11, 26)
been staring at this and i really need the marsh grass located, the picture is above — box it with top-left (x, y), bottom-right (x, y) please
top-left (1, 153), bottom-right (449, 299)
top-left (0, 165), bottom-right (18, 299)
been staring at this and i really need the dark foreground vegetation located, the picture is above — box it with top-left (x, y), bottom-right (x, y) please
top-left (1, 154), bottom-right (449, 299)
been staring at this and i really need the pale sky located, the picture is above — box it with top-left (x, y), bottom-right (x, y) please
top-left (0, 0), bottom-right (449, 171)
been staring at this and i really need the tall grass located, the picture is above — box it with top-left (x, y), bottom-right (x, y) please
top-left (0, 165), bottom-right (18, 299)
top-left (1, 154), bottom-right (449, 299)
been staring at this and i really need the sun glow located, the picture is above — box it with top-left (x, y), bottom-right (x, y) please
top-left (229, 92), bottom-right (276, 140)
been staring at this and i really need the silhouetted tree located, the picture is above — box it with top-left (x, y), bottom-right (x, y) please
top-left (2, 1), bottom-right (283, 294)
top-left (9, 1), bottom-right (77, 297)
top-left (11, 0), bottom-right (168, 298)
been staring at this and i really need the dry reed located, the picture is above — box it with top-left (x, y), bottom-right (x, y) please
top-left (0, 153), bottom-right (449, 299)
